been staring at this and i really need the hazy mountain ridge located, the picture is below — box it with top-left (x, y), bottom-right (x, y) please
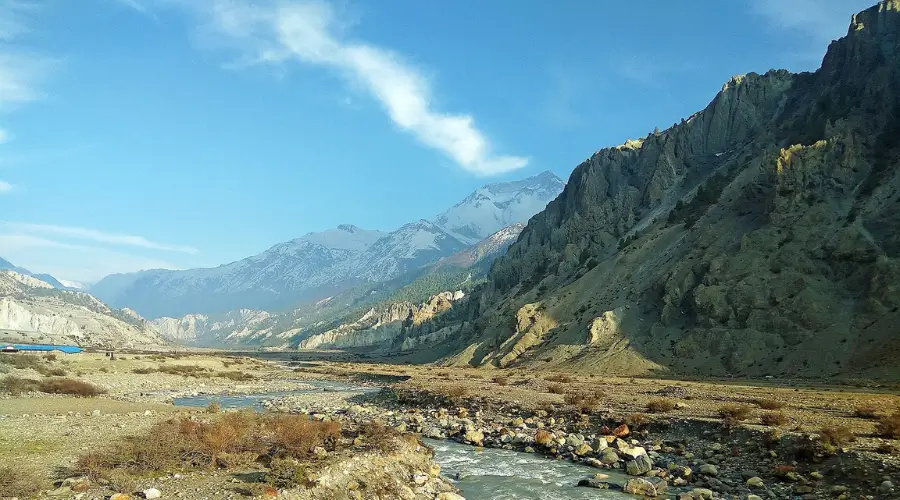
top-left (91, 171), bottom-right (563, 320)
top-left (390, 2), bottom-right (900, 381)
top-left (0, 270), bottom-right (167, 348)
top-left (150, 223), bottom-right (525, 347)
top-left (0, 257), bottom-right (71, 290)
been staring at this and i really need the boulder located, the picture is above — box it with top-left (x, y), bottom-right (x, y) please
top-left (626, 454), bottom-right (653, 476)
top-left (624, 477), bottom-right (667, 497)
top-left (463, 430), bottom-right (485, 446)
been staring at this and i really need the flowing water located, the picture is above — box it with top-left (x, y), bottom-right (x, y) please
top-left (424, 439), bottom-right (633, 499)
top-left (171, 380), bottom-right (376, 410)
top-left (174, 388), bottom-right (633, 499)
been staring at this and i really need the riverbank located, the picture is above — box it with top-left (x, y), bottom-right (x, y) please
top-left (1, 351), bottom-right (899, 498)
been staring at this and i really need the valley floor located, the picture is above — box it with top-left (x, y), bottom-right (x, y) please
top-left (1, 350), bottom-right (898, 499)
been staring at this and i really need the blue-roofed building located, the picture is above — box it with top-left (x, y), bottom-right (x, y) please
top-left (3, 344), bottom-right (83, 354)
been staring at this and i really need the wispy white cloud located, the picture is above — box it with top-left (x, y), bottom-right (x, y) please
top-left (0, 1), bottom-right (53, 109)
top-left (0, 222), bottom-right (199, 254)
top-left (126, 0), bottom-right (527, 176)
top-left (0, 128), bottom-right (7, 144)
top-left (0, 180), bottom-right (11, 193)
top-left (0, 233), bottom-right (181, 283)
top-left (111, 0), bottom-right (148, 13)
top-left (0, 0), bottom-right (35, 41)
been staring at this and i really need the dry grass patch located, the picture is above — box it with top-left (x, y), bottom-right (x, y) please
top-left (158, 364), bottom-right (209, 377)
top-left (854, 404), bottom-right (879, 419)
top-left (77, 412), bottom-right (342, 482)
top-left (0, 354), bottom-right (41, 370)
top-left (818, 425), bottom-right (856, 447)
top-left (625, 413), bottom-right (650, 429)
top-left (563, 389), bottom-right (604, 413)
top-left (718, 404), bottom-right (752, 425)
top-left (755, 398), bottom-right (785, 410)
top-left (0, 463), bottom-right (46, 499)
top-left (38, 378), bottom-right (104, 397)
top-left (491, 375), bottom-right (509, 386)
top-left (647, 398), bottom-right (676, 413)
top-left (1, 375), bottom-right (41, 395)
top-left (545, 373), bottom-right (573, 383)
top-left (547, 383), bottom-right (566, 394)
top-left (132, 367), bottom-right (157, 375)
top-left (217, 370), bottom-right (256, 382)
top-left (876, 412), bottom-right (900, 439)
top-left (760, 412), bottom-right (788, 426)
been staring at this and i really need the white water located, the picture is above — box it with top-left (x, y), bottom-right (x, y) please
top-left (424, 439), bottom-right (633, 500)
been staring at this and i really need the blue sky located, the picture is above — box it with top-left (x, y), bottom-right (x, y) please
top-left (0, 0), bottom-right (875, 283)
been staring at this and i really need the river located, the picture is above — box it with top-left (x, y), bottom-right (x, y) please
top-left (174, 388), bottom-right (633, 499)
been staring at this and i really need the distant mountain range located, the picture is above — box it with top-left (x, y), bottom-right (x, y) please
top-left (0, 257), bottom-right (73, 290)
top-left (90, 171), bottom-right (564, 319)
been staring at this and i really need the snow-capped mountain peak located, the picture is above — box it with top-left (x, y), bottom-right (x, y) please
top-left (434, 170), bottom-right (564, 244)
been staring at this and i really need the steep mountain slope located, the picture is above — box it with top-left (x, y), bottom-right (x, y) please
top-left (399, 2), bottom-right (900, 381)
top-left (92, 172), bottom-right (563, 319)
top-left (151, 224), bottom-right (524, 347)
top-left (0, 257), bottom-right (69, 290)
top-left (0, 270), bottom-right (166, 348)
top-left (435, 171), bottom-right (565, 244)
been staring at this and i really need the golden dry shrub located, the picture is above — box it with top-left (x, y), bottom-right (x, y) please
top-left (760, 412), bottom-right (787, 426)
top-left (876, 412), bottom-right (900, 439)
top-left (718, 404), bottom-right (752, 425)
top-left (647, 398), bottom-right (676, 413)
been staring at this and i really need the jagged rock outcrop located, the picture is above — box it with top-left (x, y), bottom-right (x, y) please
top-left (425, 2), bottom-right (900, 380)
top-left (298, 291), bottom-right (465, 350)
top-left (0, 270), bottom-right (166, 348)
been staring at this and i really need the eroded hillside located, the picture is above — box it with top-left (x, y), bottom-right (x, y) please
top-left (406, 2), bottom-right (900, 380)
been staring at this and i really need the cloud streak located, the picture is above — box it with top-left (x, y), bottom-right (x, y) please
top-left (1, 222), bottom-right (199, 254)
top-left (128, 0), bottom-right (527, 176)
top-left (0, 180), bottom-right (11, 193)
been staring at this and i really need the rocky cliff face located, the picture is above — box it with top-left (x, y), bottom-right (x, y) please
top-left (298, 290), bottom-right (465, 350)
top-left (415, 2), bottom-right (900, 380)
top-left (0, 270), bottom-right (166, 348)
top-left (151, 309), bottom-right (273, 346)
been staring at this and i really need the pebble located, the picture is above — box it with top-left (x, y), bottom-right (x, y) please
top-left (746, 476), bottom-right (764, 488)
top-left (141, 488), bottom-right (162, 499)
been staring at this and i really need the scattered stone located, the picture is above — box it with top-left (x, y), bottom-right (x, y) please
top-left (463, 430), bottom-right (484, 446)
top-left (699, 464), bottom-right (718, 476)
top-left (626, 454), bottom-right (653, 476)
top-left (436, 493), bottom-right (465, 500)
top-left (577, 478), bottom-right (610, 489)
top-left (110, 494), bottom-right (131, 500)
top-left (91, 409), bottom-right (101, 417)
top-left (621, 446), bottom-right (647, 460)
top-left (879, 481), bottom-right (895, 494)
top-left (613, 424), bottom-right (629, 437)
top-left (574, 443), bottom-right (593, 456)
top-left (140, 488), bottom-right (162, 499)
top-left (624, 476), bottom-right (667, 497)
top-left (746, 476), bottom-right (764, 489)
